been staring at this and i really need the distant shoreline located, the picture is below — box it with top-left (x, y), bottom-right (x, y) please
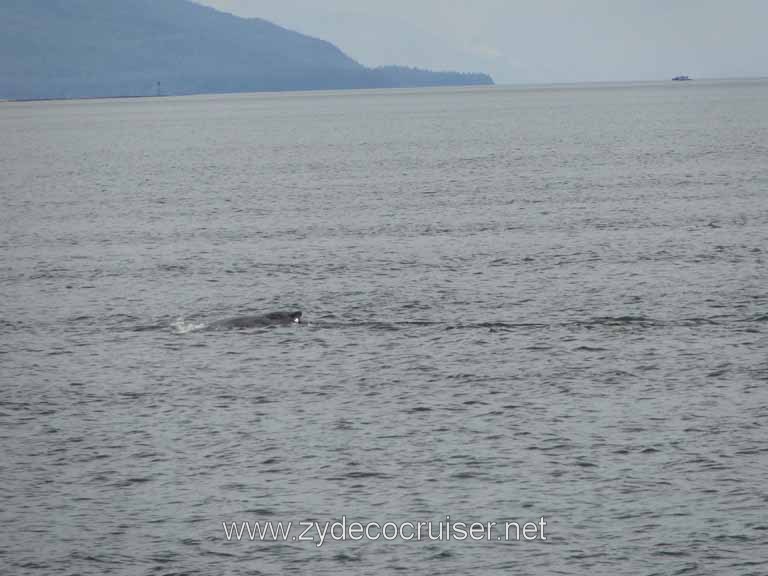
top-left (3, 85), bottom-right (495, 104)
top-left (4, 76), bottom-right (767, 104)
top-left (6, 94), bottom-right (174, 104)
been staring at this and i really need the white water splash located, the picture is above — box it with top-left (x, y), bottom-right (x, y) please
top-left (171, 318), bottom-right (206, 334)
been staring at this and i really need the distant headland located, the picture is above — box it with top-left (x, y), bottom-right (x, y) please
top-left (0, 0), bottom-right (493, 101)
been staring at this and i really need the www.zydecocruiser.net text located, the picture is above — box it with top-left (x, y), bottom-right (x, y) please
top-left (222, 516), bottom-right (547, 547)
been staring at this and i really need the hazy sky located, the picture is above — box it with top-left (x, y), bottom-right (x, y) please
top-left (194, 1), bottom-right (768, 84)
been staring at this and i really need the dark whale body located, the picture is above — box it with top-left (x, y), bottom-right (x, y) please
top-left (207, 311), bottom-right (302, 330)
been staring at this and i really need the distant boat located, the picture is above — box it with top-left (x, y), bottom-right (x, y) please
top-left (672, 75), bottom-right (691, 81)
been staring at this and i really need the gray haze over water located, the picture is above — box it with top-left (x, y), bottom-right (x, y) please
top-left (197, 0), bottom-right (768, 83)
top-left (1, 80), bottom-right (768, 574)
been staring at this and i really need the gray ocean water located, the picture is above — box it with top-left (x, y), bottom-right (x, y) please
top-left (1, 80), bottom-right (767, 575)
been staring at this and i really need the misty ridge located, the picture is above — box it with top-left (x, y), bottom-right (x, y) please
top-left (0, 0), bottom-right (494, 100)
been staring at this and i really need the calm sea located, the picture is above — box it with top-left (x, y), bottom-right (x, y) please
top-left (1, 80), bottom-right (767, 575)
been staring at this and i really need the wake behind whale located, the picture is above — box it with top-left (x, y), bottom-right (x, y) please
top-left (148, 310), bottom-right (674, 336)
top-left (166, 311), bottom-right (546, 334)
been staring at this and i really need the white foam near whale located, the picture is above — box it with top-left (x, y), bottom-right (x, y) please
top-left (172, 318), bottom-right (207, 334)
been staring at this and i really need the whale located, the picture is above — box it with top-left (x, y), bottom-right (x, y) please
top-left (206, 310), bottom-right (302, 330)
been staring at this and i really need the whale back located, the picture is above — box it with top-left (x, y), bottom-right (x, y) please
top-left (208, 310), bottom-right (302, 330)
top-left (260, 310), bottom-right (302, 324)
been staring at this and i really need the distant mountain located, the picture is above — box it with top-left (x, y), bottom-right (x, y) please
top-left (0, 0), bottom-right (493, 100)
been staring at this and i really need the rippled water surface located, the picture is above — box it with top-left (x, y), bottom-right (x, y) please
top-left (2, 81), bottom-right (767, 575)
